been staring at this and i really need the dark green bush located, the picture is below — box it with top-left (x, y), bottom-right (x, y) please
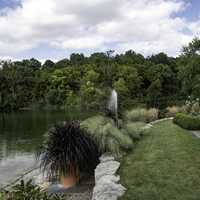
top-left (173, 113), bottom-right (200, 130)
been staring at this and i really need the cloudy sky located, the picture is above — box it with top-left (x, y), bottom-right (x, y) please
top-left (0, 0), bottom-right (199, 61)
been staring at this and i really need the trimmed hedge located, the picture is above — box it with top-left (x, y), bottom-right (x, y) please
top-left (173, 113), bottom-right (200, 130)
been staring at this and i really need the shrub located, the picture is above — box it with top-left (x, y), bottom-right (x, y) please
top-left (173, 113), bottom-right (200, 130)
top-left (125, 108), bottom-right (147, 122)
top-left (191, 102), bottom-right (200, 115)
top-left (184, 96), bottom-right (200, 115)
top-left (81, 115), bottom-right (133, 156)
top-left (125, 108), bottom-right (158, 123)
top-left (166, 106), bottom-right (181, 117)
top-left (147, 108), bottom-right (159, 122)
top-left (124, 122), bottom-right (146, 140)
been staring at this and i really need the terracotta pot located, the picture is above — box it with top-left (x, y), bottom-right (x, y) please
top-left (60, 165), bottom-right (80, 188)
top-left (60, 174), bottom-right (77, 188)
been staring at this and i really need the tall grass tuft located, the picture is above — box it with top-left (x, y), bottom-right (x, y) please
top-left (125, 108), bottom-right (147, 122)
top-left (81, 115), bottom-right (133, 156)
top-left (166, 106), bottom-right (181, 117)
top-left (124, 122), bottom-right (146, 140)
top-left (147, 108), bottom-right (159, 122)
top-left (125, 108), bottom-right (158, 123)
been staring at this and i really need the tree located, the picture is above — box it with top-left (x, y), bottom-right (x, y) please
top-left (182, 37), bottom-right (200, 56)
top-left (113, 78), bottom-right (130, 109)
top-left (178, 38), bottom-right (200, 98)
top-left (148, 53), bottom-right (171, 65)
top-left (42, 60), bottom-right (55, 69)
top-left (70, 53), bottom-right (85, 65)
top-left (146, 79), bottom-right (162, 108)
top-left (55, 58), bottom-right (70, 68)
top-left (178, 55), bottom-right (200, 97)
top-left (89, 52), bottom-right (107, 66)
top-left (115, 65), bottom-right (142, 97)
top-left (115, 50), bottom-right (145, 65)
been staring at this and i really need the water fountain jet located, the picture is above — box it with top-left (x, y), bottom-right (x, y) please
top-left (108, 89), bottom-right (118, 127)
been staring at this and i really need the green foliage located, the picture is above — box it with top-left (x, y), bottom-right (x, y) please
top-left (126, 108), bottom-right (147, 122)
top-left (125, 108), bottom-right (158, 123)
top-left (80, 83), bottom-right (107, 110)
top-left (0, 180), bottom-right (65, 200)
top-left (182, 37), bottom-right (200, 56)
top-left (124, 122), bottom-right (146, 140)
top-left (1, 38), bottom-right (200, 113)
top-left (173, 113), bottom-right (200, 130)
top-left (146, 79), bottom-right (162, 108)
top-left (38, 121), bottom-right (100, 180)
top-left (81, 115), bottom-right (133, 156)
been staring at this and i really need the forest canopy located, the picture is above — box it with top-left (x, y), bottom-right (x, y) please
top-left (1, 38), bottom-right (200, 113)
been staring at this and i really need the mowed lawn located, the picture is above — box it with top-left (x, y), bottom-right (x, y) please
top-left (119, 120), bottom-right (200, 200)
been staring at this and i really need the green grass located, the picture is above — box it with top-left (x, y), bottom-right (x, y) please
top-left (119, 120), bottom-right (200, 200)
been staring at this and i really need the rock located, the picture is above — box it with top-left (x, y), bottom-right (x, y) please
top-left (96, 175), bottom-right (120, 184)
top-left (92, 154), bottom-right (126, 200)
top-left (95, 161), bottom-right (120, 183)
top-left (92, 181), bottom-right (126, 200)
top-left (99, 153), bottom-right (115, 163)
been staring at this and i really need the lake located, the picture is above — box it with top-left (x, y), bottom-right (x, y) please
top-left (0, 110), bottom-right (93, 188)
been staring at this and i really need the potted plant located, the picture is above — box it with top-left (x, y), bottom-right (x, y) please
top-left (38, 121), bottom-right (100, 188)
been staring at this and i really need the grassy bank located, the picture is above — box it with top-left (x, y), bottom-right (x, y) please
top-left (119, 120), bottom-right (200, 200)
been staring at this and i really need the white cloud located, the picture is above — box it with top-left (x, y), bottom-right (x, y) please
top-left (0, 0), bottom-right (199, 58)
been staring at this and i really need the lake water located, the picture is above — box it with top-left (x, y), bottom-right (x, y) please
top-left (0, 110), bottom-right (92, 188)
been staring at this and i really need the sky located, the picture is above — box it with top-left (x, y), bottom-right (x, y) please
top-left (0, 0), bottom-right (200, 61)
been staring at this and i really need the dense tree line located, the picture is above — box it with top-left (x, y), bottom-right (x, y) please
top-left (1, 38), bottom-right (200, 113)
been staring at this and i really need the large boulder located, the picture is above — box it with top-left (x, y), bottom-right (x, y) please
top-left (92, 154), bottom-right (126, 200)
top-left (95, 160), bottom-right (120, 183)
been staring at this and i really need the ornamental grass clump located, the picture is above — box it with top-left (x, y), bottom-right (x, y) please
top-left (125, 108), bottom-right (158, 123)
top-left (184, 96), bottom-right (200, 115)
top-left (147, 108), bottom-right (159, 122)
top-left (81, 115), bottom-right (133, 156)
top-left (125, 108), bottom-right (147, 122)
top-left (166, 106), bottom-right (181, 117)
top-left (124, 122), bottom-right (146, 140)
top-left (38, 121), bottom-right (100, 187)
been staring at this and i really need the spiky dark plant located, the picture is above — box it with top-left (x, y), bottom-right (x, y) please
top-left (38, 121), bottom-right (100, 181)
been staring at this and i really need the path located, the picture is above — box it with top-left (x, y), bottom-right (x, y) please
top-left (190, 130), bottom-right (200, 138)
